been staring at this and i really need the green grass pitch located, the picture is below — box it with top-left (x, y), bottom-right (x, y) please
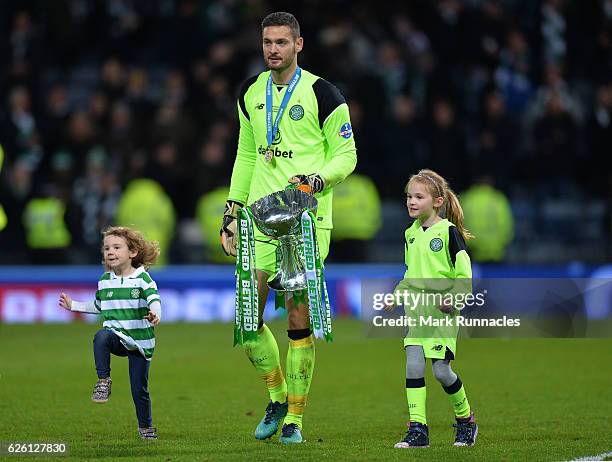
top-left (1, 319), bottom-right (611, 461)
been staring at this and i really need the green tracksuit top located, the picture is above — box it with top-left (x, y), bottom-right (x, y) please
top-left (228, 68), bottom-right (357, 229)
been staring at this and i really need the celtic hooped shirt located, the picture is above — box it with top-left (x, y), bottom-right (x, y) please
top-left (94, 266), bottom-right (160, 360)
top-left (228, 68), bottom-right (357, 229)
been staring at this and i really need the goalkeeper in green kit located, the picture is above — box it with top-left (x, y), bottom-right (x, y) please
top-left (220, 12), bottom-right (357, 444)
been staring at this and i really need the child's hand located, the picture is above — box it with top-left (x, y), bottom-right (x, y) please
top-left (59, 292), bottom-right (73, 311)
top-left (438, 301), bottom-right (455, 314)
top-left (145, 311), bottom-right (160, 326)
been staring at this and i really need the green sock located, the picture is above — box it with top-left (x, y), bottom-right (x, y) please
top-left (284, 334), bottom-right (315, 428)
top-left (244, 324), bottom-right (287, 404)
top-left (406, 378), bottom-right (427, 424)
top-left (443, 377), bottom-right (471, 418)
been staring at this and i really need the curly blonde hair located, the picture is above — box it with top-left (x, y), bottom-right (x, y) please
top-left (101, 226), bottom-right (160, 270)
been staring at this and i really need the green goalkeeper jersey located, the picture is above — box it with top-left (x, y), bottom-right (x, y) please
top-left (228, 68), bottom-right (357, 229)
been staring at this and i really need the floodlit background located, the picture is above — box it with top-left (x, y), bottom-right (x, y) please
top-left (0, 2), bottom-right (611, 460)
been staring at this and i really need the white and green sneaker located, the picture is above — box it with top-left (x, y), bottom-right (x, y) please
top-left (254, 400), bottom-right (288, 440)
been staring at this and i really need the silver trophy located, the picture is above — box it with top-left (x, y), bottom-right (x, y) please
top-left (249, 189), bottom-right (318, 292)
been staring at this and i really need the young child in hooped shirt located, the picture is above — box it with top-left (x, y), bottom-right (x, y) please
top-left (59, 226), bottom-right (162, 440)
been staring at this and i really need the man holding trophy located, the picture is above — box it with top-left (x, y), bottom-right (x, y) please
top-left (220, 11), bottom-right (357, 444)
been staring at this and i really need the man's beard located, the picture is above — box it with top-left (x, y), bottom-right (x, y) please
top-left (266, 47), bottom-right (295, 71)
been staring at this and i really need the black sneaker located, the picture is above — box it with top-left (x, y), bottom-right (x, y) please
top-left (138, 427), bottom-right (158, 440)
top-left (394, 421), bottom-right (429, 448)
top-left (453, 413), bottom-right (478, 446)
top-left (91, 378), bottom-right (111, 403)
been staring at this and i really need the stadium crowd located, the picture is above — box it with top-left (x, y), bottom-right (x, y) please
top-left (0, 0), bottom-right (611, 263)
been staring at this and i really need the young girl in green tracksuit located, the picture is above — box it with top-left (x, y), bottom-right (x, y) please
top-left (390, 169), bottom-right (478, 448)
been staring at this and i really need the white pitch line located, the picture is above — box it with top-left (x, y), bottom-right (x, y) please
top-left (570, 451), bottom-right (612, 461)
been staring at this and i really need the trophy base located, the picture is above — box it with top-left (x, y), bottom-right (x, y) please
top-left (268, 273), bottom-right (307, 292)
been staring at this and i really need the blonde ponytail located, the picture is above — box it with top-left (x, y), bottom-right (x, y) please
top-left (445, 188), bottom-right (474, 241)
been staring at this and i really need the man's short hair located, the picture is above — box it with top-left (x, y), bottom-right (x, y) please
top-left (261, 12), bottom-right (300, 40)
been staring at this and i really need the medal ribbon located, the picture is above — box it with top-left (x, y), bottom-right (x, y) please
top-left (266, 67), bottom-right (302, 149)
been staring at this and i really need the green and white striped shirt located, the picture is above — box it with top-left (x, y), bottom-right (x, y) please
top-left (94, 266), bottom-right (160, 360)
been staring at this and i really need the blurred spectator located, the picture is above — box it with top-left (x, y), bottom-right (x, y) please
top-left (145, 141), bottom-right (192, 218)
top-left (88, 90), bottom-right (111, 132)
top-left (463, 0), bottom-right (508, 70)
top-left (162, 0), bottom-right (205, 67)
top-left (527, 64), bottom-right (583, 124)
top-left (494, 29), bottom-right (534, 116)
top-left (473, 90), bottom-right (518, 186)
top-left (382, 95), bottom-right (425, 196)
top-left (1, 86), bottom-right (37, 157)
top-left (104, 1), bottom-right (157, 60)
top-left (0, 158), bottom-right (32, 259)
top-left (151, 100), bottom-right (196, 152)
top-left (125, 68), bottom-right (153, 117)
top-left (163, 69), bottom-right (188, 107)
top-left (115, 178), bottom-right (176, 265)
top-left (539, 0), bottom-right (567, 66)
top-left (22, 183), bottom-right (72, 264)
top-left (107, 101), bottom-right (142, 166)
top-left (532, 92), bottom-right (578, 193)
top-left (194, 135), bottom-right (231, 198)
top-left (6, 10), bottom-right (41, 87)
top-left (329, 174), bottom-right (382, 262)
top-left (195, 186), bottom-right (233, 263)
top-left (377, 42), bottom-right (407, 103)
top-left (585, 83), bottom-right (612, 195)
top-left (423, 99), bottom-right (469, 191)
top-left (41, 84), bottom-right (71, 155)
top-left (100, 57), bottom-right (127, 103)
top-left (71, 148), bottom-right (121, 251)
top-left (61, 110), bottom-right (99, 174)
top-left (461, 175), bottom-right (514, 262)
top-left (392, 15), bottom-right (434, 110)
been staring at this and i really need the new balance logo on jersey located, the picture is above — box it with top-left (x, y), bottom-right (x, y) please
top-left (107, 291), bottom-right (113, 298)
top-left (409, 238), bottom-right (415, 244)
top-left (431, 344), bottom-right (444, 351)
top-left (255, 103), bottom-right (264, 110)
top-left (258, 145), bottom-right (294, 159)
